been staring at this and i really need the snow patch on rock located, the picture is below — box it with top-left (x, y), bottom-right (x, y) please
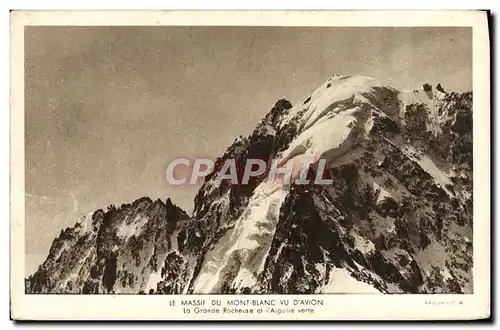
top-left (145, 269), bottom-right (162, 292)
top-left (352, 231), bottom-right (376, 254)
top-left (401, 144), bottom-right (453, 196)
top-left (117, 214), bottom-right (149, 240)
top-left (373, 181), bottom-right (391, 204)
top-left (321, 268), bottom-right (380, 293)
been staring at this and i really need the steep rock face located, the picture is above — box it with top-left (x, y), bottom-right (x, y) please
top-left (26, 75), bottom-right (473, 294)
top-left (25, 198), bottom-right (189, 294)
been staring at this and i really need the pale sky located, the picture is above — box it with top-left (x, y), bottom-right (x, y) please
top-left (25, 26), bottom-right (472, 274)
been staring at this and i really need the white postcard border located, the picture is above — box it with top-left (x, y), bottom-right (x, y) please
top-left (10, 10), bottom-right (490, 321)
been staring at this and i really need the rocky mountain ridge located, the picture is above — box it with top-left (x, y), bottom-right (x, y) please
top-left (26, 74), bottom-right (473, 294)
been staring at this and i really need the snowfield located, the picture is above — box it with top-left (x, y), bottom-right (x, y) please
top-left (193, 181), bottom-right (289, 293)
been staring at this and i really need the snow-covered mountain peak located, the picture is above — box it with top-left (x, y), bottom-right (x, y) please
top-left (26, 74), bottom-right (473, 295)
top-left (281, 74), bottom-right (392, 128)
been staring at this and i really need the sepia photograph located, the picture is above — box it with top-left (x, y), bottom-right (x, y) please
top-left (10, 10), bottom-right (490, 320)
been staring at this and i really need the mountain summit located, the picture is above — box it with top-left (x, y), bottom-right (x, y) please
top-left (26, 74), bottom-right (473, 294)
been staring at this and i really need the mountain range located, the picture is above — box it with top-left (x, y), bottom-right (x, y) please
top-left (25, 74), bottom-right (473, 294)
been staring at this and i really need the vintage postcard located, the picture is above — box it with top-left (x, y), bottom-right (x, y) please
top-left (10, 10), bottom-right (490, 321)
